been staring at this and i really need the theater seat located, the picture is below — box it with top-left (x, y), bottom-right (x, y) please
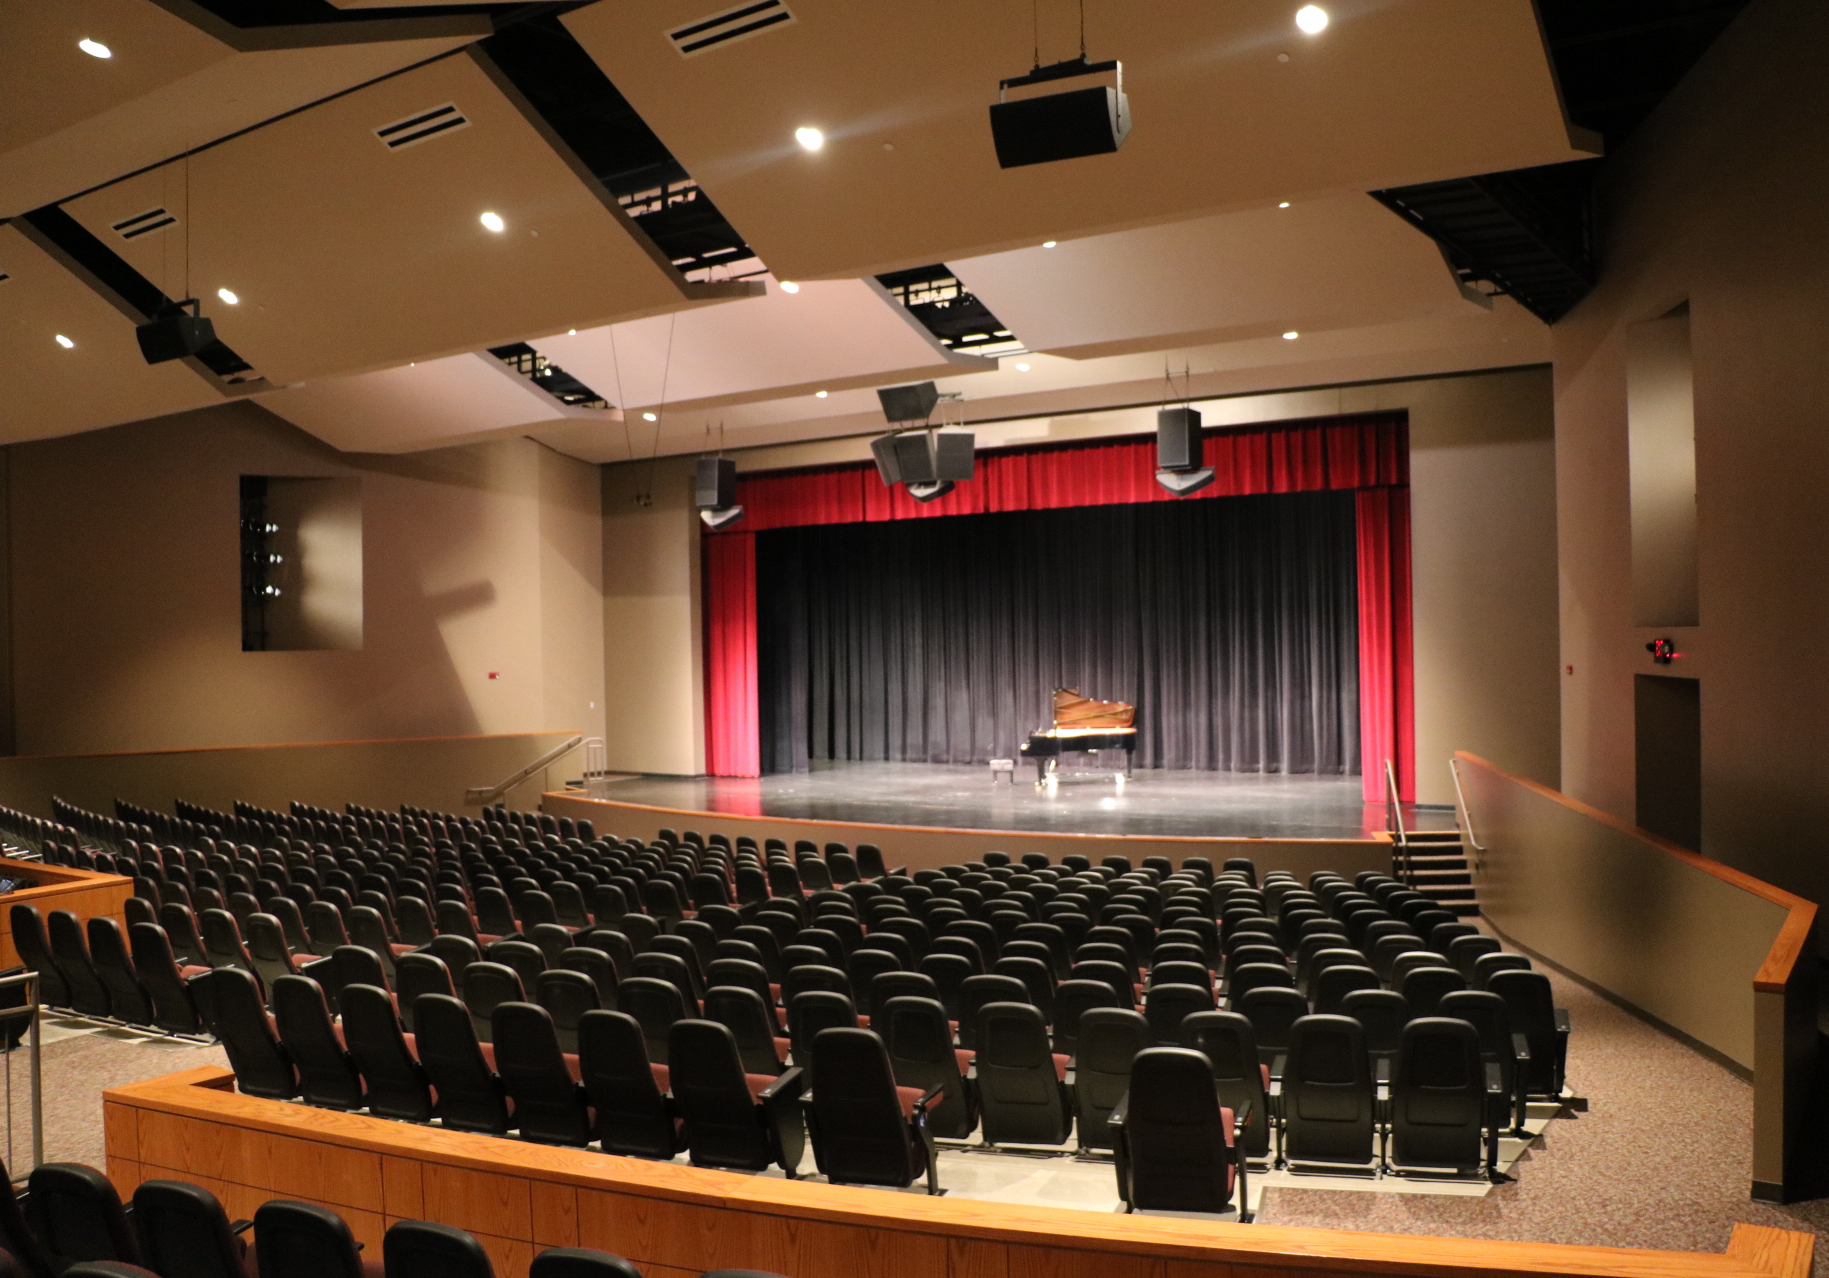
top-left (1181, 1010), bottom-right (1274, 1164)
top-left (1388, 1017), bottom-right (1491, 1178)
top-left (340, 983), bottom-right (433, 1122)
top-left (578, 1010), bottom-right (678, 1160)
top-left (667, 1020), bottom-right (805, 1174)
top-left (272, 975), bottom-right (364, 1111)
top-left (975, 1002), bottom-right (1073, 1147)
top-left (11, 905), bottom-right (68, 1009)
top-left (1072, 1007), bottom-right (1151, 1153)
top-left (47, 911), bottom-right (111, 1018)
top-left (493, 1002), bottom-right (592, 1146)
top-left (131, 1180), bottom-right (254, 1278)
top-left (127, 923), bottom-right (205, 1036)
top-left (412, 994), bottom-right (510, 1135)
top-left (193, 967), bottom-right (296, 1100)
top-left (879, 995), bottom-right (977, 1140)
top-left (253, 1200), bottom-right (382, 1278)
top-left (527, 1248), bottom-right (640, 1278)
top-left (1113, 1047), bottom-right (1251, 1219)
top-left (85, 919), bottom-right (153, 1029)
top-left (383, 1221), bottom-right (493, 1278)
top-left (25, 1163), bottom-right (140, 1270)
top-left (806, 1027), bottom-right (939, 1193)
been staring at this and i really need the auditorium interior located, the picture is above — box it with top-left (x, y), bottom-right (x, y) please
top-left (2, 1), bottom-right (1829, 1277)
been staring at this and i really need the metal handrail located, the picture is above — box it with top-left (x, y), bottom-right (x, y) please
top-left (1385, 757), bottom-right (1411, 886)
top-left (0, 971), bottom-right (43, 1183)
top-left (464, 734), bottom-right (585, 806)
top-left (1448, 755), bottom-right (1487, 867)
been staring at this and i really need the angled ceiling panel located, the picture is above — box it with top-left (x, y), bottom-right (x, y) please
top-left (950, 194), bottom-right (1474, 359)
top-left (61, 52), bottom-right (711, 386)
top-left (0, 224), bottom-right (225, 442)
top-left (0, 0), bottom-right (488, 215)
top-left (529, 277), bottom-right (984, 414)
top-left (563, 0), bottom-right (1595, 282)
top-left (257, 351), bottom-right (606, 453)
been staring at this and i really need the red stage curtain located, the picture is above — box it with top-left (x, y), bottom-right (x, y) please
top-left (703, 411), bottom-right (1413, 791)
top-left (702, 531), bottom-right (760, 778)
top-left (1355, 487), bottom-right (1415, 803)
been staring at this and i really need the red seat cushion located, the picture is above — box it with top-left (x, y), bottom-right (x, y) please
top-left (179, 965), bottom-right (212, 979)
top-left (895, 1085), bottom-right (924, 1122)
top-left (389, 944), bottom-right (415, 957)
top-left (479, 1042), bottom-right (497, 1072)
top-left (1051, 1053), bottom-right (1070, 1082)
top-left (744, 1073), bottom-right (776, 1104)
top-left (955, 1049), bottom-right (975, 1073)
top-left (773, 1037), bottom-right (791, 1063)
top-left (1260, 1064), bottom-right (1271, 1091)
top-left (651, 1063), bottom-right (671, 1092)
top-left (563, 1052), bottom-right (581, 1083)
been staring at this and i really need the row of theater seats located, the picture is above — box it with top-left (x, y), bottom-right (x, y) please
top-left (0, 1158), bottom-right (776, 1278)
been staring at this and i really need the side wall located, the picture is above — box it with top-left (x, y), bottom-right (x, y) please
top-left (615, 367), bottom-right (1561, 802)
top-left (7, 401), bottom-right (605, 755)
top-left (1553, 0), bottom-right (1829, 912)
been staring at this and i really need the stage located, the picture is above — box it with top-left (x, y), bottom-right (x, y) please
top-left (575, 762), bottom-right (1454, 841)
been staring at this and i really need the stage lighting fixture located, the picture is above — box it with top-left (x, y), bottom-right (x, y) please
top-left (136, 299), bottom-right (216, 366)
top-left (876, 381), bottom-right (940, 424)
top-left (990, 57), bottom-right (1130, 169)
top-left (1155, 405), bottom-right (1214, 496)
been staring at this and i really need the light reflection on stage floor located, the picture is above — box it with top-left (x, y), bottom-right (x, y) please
top-left (589, 761), bottom-right (1459, 840)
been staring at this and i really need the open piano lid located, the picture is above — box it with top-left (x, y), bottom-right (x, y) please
top-left (1051, 688), bottom-right (1135, 730)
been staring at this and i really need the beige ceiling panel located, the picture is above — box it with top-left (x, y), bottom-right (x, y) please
top-left (952, 194), bottom-right (1471, 357)
top-left (564, 0), bottom-right (1591, 282)
top-left (528, 277), bottom-right (983, 413)
top-left (257, 352), bottom-right (611, 454)
top-left (532, 299), bottom-right (1549, 463)
top-left (0, 0), bottom-right (487, 215)
top-left (62, 52), bottom-right (701, 385)
top-left (0, 224), bottom-right (223, 442)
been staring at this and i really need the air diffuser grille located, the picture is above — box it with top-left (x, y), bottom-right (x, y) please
top-left (374, 102), bottom-right (470, 151)
top-left (111, 208), bottom-right (177, 240)
top-left (668, 0), bottom-right (795, 57)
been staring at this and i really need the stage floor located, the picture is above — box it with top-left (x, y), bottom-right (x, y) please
top-left (592, 761), bottom-right (1457, 840)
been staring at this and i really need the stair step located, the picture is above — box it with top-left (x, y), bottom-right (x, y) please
top-left (1405, 830), bottom-right (1465, 842)
top-left (1411, 872), bottom-right (1472, 887)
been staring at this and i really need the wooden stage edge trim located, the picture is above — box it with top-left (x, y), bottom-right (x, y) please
top-left (542, 792), bottom-right (1386, 849)
top-left (105, 1067), bottom-right (1811, 1278)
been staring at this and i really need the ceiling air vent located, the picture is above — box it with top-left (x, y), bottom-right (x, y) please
top-left (668, 0), bottom-right (795, 57)
top-left (373, 102), bottom-right (470, 151)
top-left (111, 208), bottom-right (178, 241)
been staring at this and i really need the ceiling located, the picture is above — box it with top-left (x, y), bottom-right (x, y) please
top-left (0, 0), bottom-right (1750, 459)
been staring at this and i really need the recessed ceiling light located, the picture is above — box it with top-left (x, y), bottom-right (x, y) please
top-left (78, 38), bottom-right (111, 59)
top-left (1042, 241), bottom-right (1058, 248)
top-left (1295, 5), bottom-right (1329, 34)
top-left (217, 287), bottom-right (239, 305)
top-left (480, 211), bottom-right (505, 233)
top-left (1282, 331), bottom-right (1300, 340)
top-left (54, 334), bottom-right (74, 349)
top-left (815, 390), bottom-right (828, 398)
top-left (567, 329), bottom-right (576, 335)
top-left (795, 127), bottom-right (824, 151)
top-left (1014, 362), bottom-right (1031, 372)
top-left (779, 281), bottom-right (800, 293)
top-left (1278, 201), bottom-right (1291, 209)
top-left (642, 412), bottom-right (657, 421)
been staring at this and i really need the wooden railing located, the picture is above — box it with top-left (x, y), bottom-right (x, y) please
top-left (1452, 751), bottom-right (1821, 1204)
top-left (104, 1067), bottom-right (1813, 1278)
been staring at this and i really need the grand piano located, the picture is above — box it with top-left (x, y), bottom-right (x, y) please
top-left (1018, 689), bottom-right (1137, 783)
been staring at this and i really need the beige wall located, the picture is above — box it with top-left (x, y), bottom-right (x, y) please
top-left (1553, 0), bottom-right (1829, 913)
top-left (601, 454), bottom-right (703, 776)
top-left (8, 401), bottom-right (603, 755)
top-left (672, 366), bottom-right (1560, 803)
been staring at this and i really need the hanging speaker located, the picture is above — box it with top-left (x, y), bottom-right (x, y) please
top-left (876, 381), bottom-right (940, 423)
top-left (1157, 406), bottom-right (1203, 472)
top-left (694, 457), bottom-right (737, 510)
top-left (871, 434), bottom-right (905, 486)
top-left (933, 431), bottom-right (975, 481)
top-left (1155, 468), bottom-right (1215, 496)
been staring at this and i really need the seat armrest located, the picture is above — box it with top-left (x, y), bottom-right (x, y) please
top-left (1511, 1033), bottom-right (1531, 1061)
top-left (915, 1082), bottom-right (946, 1113)
top-left (1110, 1092), bottom-right (1130, 1129)
top-left (230, 1220), bottom-right (254, 1235)
top-left (1270, 1053), bottom-right (1286, 1082)
top-left (1484, 1061), bottom-right (1505, 1093)
top-left (1554, 1008), bottom-right (1571, 1034)
top-left (1231, 1099), bottom-right (1253, 1133)
top-left (760, 1066), bottom-right (805, 1101)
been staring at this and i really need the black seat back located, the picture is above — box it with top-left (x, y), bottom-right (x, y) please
top-left (460, 962), bottom-right (525, 1044)
top-left (193, 967), bottom-right (295, 1098)
top-left (614, 976), bottom-right (688, 1065)
top-left (383, 1220), bottom-right (495, 1278)
top-left (85, 918), bottom-right (152, 1026)
top-left (527, 1248), bottom-right (640, 1278)
top-left (393, 953), bottom-right (454, 1035)
top-left (807, 1027), bottom-right (920, 1188)
top-left (11, 906), bottom-right (67, 1007)
top-left (1143, 982), bottom-right (1214, 1045)
top-left (1282, 1013), bottom-right (1374, 1167)
top-left (47, 911), bottom-right (110, 1016)
top-left (341, 983), bottom-right (433, 1121)
top-left (253, 1200), bottom-right (365, 1278)
top-left (668, 1020), bottom-right (778, 1171)
top-left (786, 990), bottom-right (856, 1065)
top-left (26, 1163), bottom-right (138, 1268)
top-left (1071, 1007), bottom-right (1150, 1151)
top-left (702, 986), bottom-right (783, 1077)
top-left (976, 1001), bottom-right (1069, 1146)
top-left (578, 1010), bottom-right (677, 1159)
top-left (272, 974), bottom-right (363, 1110)
top-left (1237, 985), bottom-right (1307, 1058)
top-left (130, 1180), bottom-right (247, 1278)
top-left (879, 995), bottom-right (974, 1139)
top-left (1181, 1010), bottom-right (1271, 1158)
top-left (1488, 968), bottom-right (1563, 1095)
top-left (494, 1002), bottom-right (591, 1146)
top-left (1118, 1047), bottom-right (1239, 1214)
top-left (535, 970), bottom-right (600, 1055)
top-left (413, 994), bottom-right (510, 1134)
top-left (1390, 1016), bottom-right (1487, 1172)
top-left (127, 923), bottom-right (202, 1035)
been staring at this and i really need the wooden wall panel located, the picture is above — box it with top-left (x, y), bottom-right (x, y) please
top-left (0, 866), bottom-right (131, 970)
top-left (105, 1068), bottom-right (1813, 1278)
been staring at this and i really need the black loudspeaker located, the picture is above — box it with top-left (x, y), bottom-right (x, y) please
top-left (876, 381), bottom-right (940, 423)
top-left (933, 431), bottom-right (976, 481)
top-left (1157, 407), bottom-right (1203, 472)
top-left (891, 433), bottom-right (937, 483)
top-left (694, 457), bottom-right (736, 510)
top-left (871, 434), bottom-right (905, 486)
top-left (136, 302), bottom-right (217, 366)
top-left (990, 60), bottom-right (1130, 169)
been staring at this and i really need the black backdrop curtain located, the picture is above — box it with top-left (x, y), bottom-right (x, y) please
top-left (756, 490), bottom-right (1360, 776)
